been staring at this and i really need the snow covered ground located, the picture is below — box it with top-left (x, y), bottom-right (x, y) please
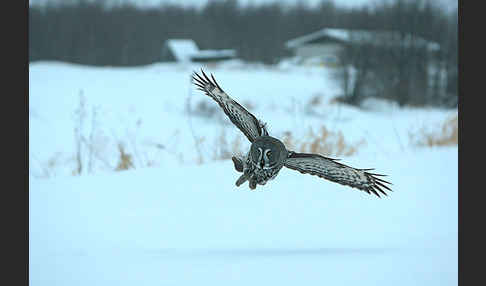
top-left (29, 61), bottom-right (457, 285)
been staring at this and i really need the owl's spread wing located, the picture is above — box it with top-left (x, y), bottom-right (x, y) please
top-left (284, 152), bottom-right (392, 197)
top-left (192, 70), bottom-right (268, 142)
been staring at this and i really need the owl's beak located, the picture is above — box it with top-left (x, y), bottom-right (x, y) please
top-left (259, 159), bottom-right (265, 169)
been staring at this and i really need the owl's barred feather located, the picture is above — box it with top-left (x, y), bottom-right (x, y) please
top-left (285, 152), bottom-right (392, 197)
top-left (192, 70), bottom-right (268, 142)
top-left (192, 70), bottom-right (392, 197)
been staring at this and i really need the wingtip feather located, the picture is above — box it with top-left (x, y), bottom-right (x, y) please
top-left (211, 73), bottom-right (223, 90)
top-left (370, 188), bottom-right (381, 198)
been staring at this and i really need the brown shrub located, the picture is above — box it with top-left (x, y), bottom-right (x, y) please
top-left (282, 126), bottom-right (365, 157)
top-left (328, 95), bottom-right (348, 105)
top-left (308, 94), bottom-right (323, 106)
top-left (115, 143), bottom-right (134, 171)
top-left (212, 129), bottom-right (245, 161)
top-left (410, 114), bottom-right (458, 147)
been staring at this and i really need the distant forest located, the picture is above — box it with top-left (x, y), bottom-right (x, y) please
top-left (29, 0), bottom-right (457, 65)
top-left (29, 0), bottom-right (458, 107)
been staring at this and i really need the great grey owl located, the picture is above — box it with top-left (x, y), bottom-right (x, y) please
top-left (192, 70), bottom-right (392, 197)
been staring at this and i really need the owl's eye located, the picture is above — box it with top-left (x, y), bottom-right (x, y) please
top-left (266, 150), bottom-right (272, 157)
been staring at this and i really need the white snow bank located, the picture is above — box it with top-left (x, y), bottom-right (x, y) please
top-left (30, 146), bottom-right (457, 286)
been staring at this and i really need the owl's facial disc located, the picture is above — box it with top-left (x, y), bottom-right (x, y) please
top-left (256, 148), bottom-right (275, 170)
top-left (254, 145), bottom-right (275, 169)
top-left (262, 149), bottom-right (272, 168)
top-left (256, 147), bottom-right (264, 169)
top-left (264, 149), bottom-right (272, 159)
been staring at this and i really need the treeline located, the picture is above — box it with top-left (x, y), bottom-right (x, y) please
top-left (332, 0), bottom-right (458, 107)
top-left (29, 0), bottom-right (457, 107)
top-left (29, 0), bottom-right (350, 65)
top-left (29, 0), bottom-right (456, 64)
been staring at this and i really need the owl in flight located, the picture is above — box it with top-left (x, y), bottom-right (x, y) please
top-left (192, 70), bottom-right (392, 197)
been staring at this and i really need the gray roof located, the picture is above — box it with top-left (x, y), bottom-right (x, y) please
top-left (191, 49), bottom-right (237, 60)
top-left (285, 28), bottom-right (440, 51)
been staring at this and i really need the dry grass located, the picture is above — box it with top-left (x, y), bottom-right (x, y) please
top-left (209, 125), bottom-right (364, 163)
top-left (33, 92), bottom-right (368, 177)
top-left (410, 114), bottom-right (458, 147)
top-left (282, 126), bottom-right (365, 157)
top-left (308, 94), bottom-right (323, 106)
top-left (328, 95), bottom-right (349, 105)
top-left (212, 129), bottom-right (245, 161)
top-left (191, 136), bottom-right (205, 165)
top-left (115, 143), bottom-right (134, 171)
top-left (192, 100), bottom-right (219, 118)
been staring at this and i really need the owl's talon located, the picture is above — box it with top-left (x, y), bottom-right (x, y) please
top-left (235, 173), bottom-right (248, 187)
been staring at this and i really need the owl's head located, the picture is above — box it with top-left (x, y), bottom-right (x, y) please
top-left (250, 136), bottom-right (287, 169)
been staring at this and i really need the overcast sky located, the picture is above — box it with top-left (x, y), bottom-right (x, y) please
top-left (29, 0), bottom-right (458, 11)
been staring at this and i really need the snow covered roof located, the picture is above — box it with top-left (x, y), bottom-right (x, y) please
top-left (165, 39), bottom-right (237, 62)
top-left (165, 39), bottom-right (200, 62)
top-left (285, 28), bottom-right (440, 52)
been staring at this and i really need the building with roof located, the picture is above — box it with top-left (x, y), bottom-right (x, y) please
top-left (161, 39), bottom-right (237, 64)
top-left (285, 28), bottom-right (440, 67)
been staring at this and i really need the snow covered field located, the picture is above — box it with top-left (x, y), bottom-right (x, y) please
top-left (29, 61), bottom-right (457, 285)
